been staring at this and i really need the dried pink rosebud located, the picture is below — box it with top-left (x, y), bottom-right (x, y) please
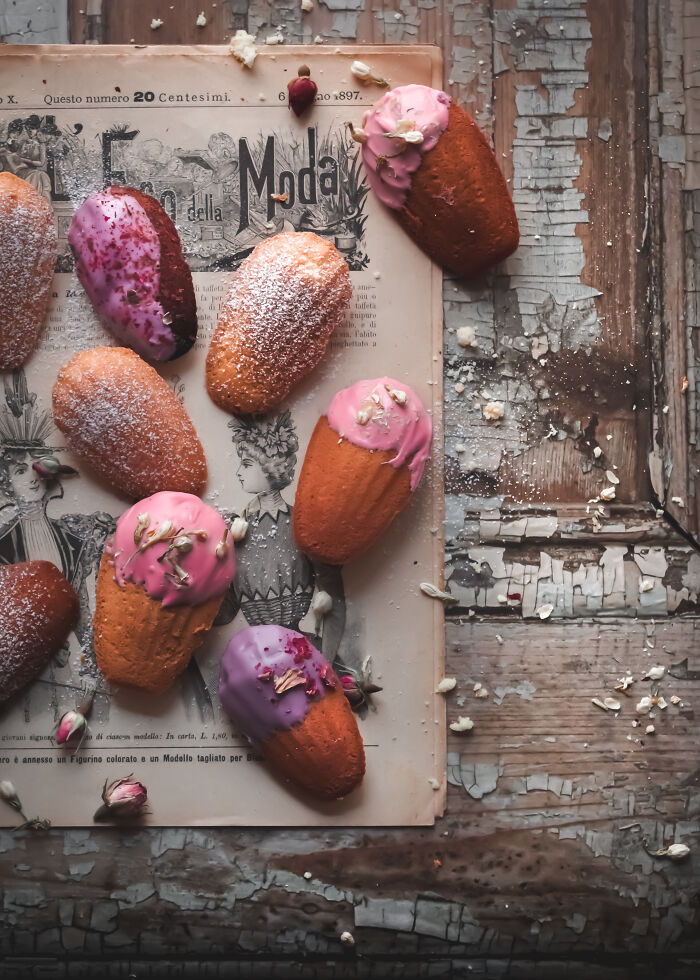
top-left (340, 675), bottom-right (355, 690)
top-left (94, 774), bottom-right (148, 821)
top-left (32, 456), bottom-right (78, 480)
top-left (288, 66), bottom-right (318, 117)
top-left (55, 709), bottom-right (87, 746)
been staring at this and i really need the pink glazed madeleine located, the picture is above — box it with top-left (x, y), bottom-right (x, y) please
top-left (219, 625), bottom-right (365, 800)
top-left (69, 185), bottom-right (197, 360)
top-left (293, 377), bottom-right (432, 564)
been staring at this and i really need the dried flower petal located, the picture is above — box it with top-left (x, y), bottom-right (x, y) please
top-left (600, 486), bottom-right (616, 501)
top-left (172, 534), bottom-right (193, 553)
top-left (0, 780), bottom-right (23, 813)
top-left (311, 590), bottom-right (333, 618)
top-left (347, 121), bottom-right (367, 143)
top-left (273, 668), bottom-right (306, 695)
top-left (133, 512), bottom-right (151, 544)
top-left (636, 696), bottom-right (652, 712)
top-left (420, 582), bottom-right (457, 603)
top-left (642, 665), bottom-right (665, 681)
top-left (384, 384), bottom-right (407, 405)
top-left (536, 603), bottom-right (554, 620)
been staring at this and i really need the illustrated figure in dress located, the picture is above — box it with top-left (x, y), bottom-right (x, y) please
top-left (215, 411), bottom-right (346, 663)
top-left (0, 372), bottom-right (114, 721)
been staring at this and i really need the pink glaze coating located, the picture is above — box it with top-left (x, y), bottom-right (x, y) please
top-left (360, 84), bottom-right (451, 210)
top-left (218, 625), bottom-right (338, 744)
top-left (108, 492), bottom-right (235, 608)
top-left (68, 191), bottom-right (176, 360)
top-left (327, 377), bottom-right (432, 491)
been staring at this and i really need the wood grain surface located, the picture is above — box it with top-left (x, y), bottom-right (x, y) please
top-left (1, 1), bottom-right (700, 977)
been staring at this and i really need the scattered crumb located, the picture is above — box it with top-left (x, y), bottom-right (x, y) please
top-left (314, 34), bottom-right (324, 43)
top-left (639, 579), bottom-right (654, 593)
top-left (230, 29), bottom-right (257, 67)
top-left (340, 931), bottom-right (355, 947)
top-left (671, 496), bottom-right (685, 508)
top-left (427, 777), bottom-right (440, 790)
top-left (303, 871), bottom-right (312, 879)
top-left (645, 724), bottom-right (655, 735)
top-left (196, 11), bottom-right (207, 26)
top-left (593, 446), bottom-right (602, 458)
top-left (600, 486), bottom-right (616, 501)
top-left (456, 325), bottom-right (477, 348)
top-left (483, 400), bottom-right (504, 421)
top-left (670, 695), bottom-right (681, 705)
top-left (301, 0), bottom-right (314, 9)
top-left (271, 192), bottom-right (289, 202)
top-left (615, 675), bottom-right (634, 691)
top-left (436, 678), bottom-right (457, 694)
top-left (455, 443), bottom-right (465, 454)
top-left (150, 18), bottom-right (164, 29)
top-left (449, 716), bottom-right (474, 733)
top-left (266, 32), bottom-right (284, 44)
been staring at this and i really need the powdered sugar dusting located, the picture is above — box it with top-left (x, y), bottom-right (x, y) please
top-left (207, 232), bottom-right (352, 411)
top-left (0, 175), bottom-right (57, 368)
top-left (0, 562), bottom-right (75, 704)
top-left (52, 348), bottom-right (206, 499)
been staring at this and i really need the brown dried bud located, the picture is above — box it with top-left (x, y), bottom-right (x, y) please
top-left (288, 69), bottom-right (318, 117)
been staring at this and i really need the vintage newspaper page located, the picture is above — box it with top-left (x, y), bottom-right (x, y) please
top-left (0, 44), bottom-right (444, 826)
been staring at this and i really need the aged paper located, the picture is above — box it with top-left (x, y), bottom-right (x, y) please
top-left (0, 44), bottom-right (444, 826)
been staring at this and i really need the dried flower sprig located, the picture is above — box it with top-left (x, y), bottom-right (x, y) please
top-left (32, 456), bottom-right (78, 480)
top-left (339, 656), bottom-right (382, 712)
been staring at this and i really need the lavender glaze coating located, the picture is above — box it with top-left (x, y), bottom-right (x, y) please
top-left (218, 625), bottom-right (338, 743)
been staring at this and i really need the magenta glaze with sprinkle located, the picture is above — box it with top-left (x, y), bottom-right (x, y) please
top-left (69, 190), bottom-right (176, 360)
top-left (218, 626), bottom-right (338, 743)
top-left (327, 377), bottom-right (432, 490)
top-left (360, 84), bottom-right (450, 210)
top-left (109, 491), bottom-right (234, 608)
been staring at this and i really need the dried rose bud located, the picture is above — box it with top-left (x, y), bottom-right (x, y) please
top-left (288, 65), bottom-right (318, 117)
top-left (94, 774), bottom-right (148, 821)
top-left (0, 780), bottom-right (23, 813)
top-left (230, 517), bottom-right (249, 542)
top-left (32, 456), bottom-right (78, 480)
top-left (55, 709), bottom-right (87, 747)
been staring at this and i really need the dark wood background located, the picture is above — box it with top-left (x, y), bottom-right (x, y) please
top-left (1, 1), bottom-right (700, 976)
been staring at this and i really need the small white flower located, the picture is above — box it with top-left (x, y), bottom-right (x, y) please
top-left (449, 716), bottom-right (474, 733)
top-left (385, 118), bottom-right (425, 144)
top-left (230, 517), bottom-right (249, 542)
top-left (636, 696), bottom-right (652, 712)
top-left (350, 60), bottom-right (389, 86)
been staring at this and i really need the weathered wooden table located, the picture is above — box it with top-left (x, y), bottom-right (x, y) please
top-left (1, 1), bottom-right (699, 976)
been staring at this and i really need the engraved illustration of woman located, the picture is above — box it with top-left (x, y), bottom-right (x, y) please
top-left (0, 372), bottom-right (114, 720)
top-left (13, 115), bottom-right (52, 202)
top-left (216, 411), bottom-right (346, 663)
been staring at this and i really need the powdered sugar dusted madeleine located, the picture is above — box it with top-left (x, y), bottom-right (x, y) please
top-left (293, 377), bottom-right (432, 564)
top-left (69, 186), bottom-right (197, 361)
top-left (206, 232), bottom-right (352, 414)
top-left (0, 173), bottom-right (57, 369)
top-left (358, 85), bottom-right (519, 278)
top-left (0, 561), bottom-right (79, 704)
top-left (219, 625), bottom-right (365, 800)
top-left (52, 347), bottom-right (206, 500)
top-left (94, 492), bottom-right (235, 693)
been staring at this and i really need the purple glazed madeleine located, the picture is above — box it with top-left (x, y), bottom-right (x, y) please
top-left (219, 625), bottom-right (365, 800)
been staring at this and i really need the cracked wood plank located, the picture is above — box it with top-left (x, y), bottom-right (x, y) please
top-left (649, 0), bottom-right (700, 537)
top-left (1, 619), bottom-right (699, 973)
top-left (2, 1), bottom-right (700, 977)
